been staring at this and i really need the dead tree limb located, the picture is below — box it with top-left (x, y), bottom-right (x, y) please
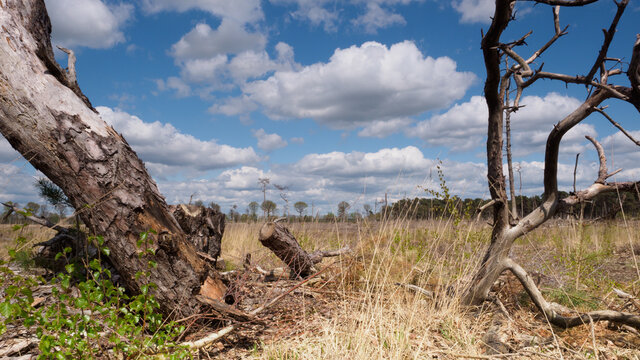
top-left (0, 0), bottom-right (224, 316)
top-left (258, 221), bottom-right (350, 278)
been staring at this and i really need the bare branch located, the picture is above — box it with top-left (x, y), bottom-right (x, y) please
top-left (585, 0), bottom-right (628, 84)
top-left (572, 153), bottom-right (579, 193)
top-left (524, 71), bottom-right (629, 99)
top-left (505, 258), bottom-right (640, 329)
top-left (528, 0), bottom-right (599, 6)
top-left (585, 135), bottom-right (608, 183)
top-left (593, 107), bottom-right (640, 147)
top-left (55, 46), bottom-right (77, 85)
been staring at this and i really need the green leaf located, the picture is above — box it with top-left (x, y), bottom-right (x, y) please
top-left (65, 264), bottom-right (75, 274)
top-left (101, 247), bottom-right (110, 256)
top-left (61, 276), bottom-right (70, 289)
top-left (89, 259), bottom-right (101, 271)
top-left (0, 301), bottom-right (12, 317)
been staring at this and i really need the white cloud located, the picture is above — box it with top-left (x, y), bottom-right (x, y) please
top-left (155, 77), bottom-right (192, 97)
top-left (271, 0), bottom-right (421, 32)
top-left (452, 0), bottom-right (494, 24)
top-left (208, 96), bottom-right (258, 116)
top-left (171, 21), bottom-right (266, 61)
top-left (270, 0), bottom-right (339, 32)
top-left (294, 146), bottom-right (433, 177)
top-left (97, 107), bottom-right (260, 176)
top-left (252, 129), bottom-right (288, 151)
top-left (290, 137), bottom-right (304, 144)
top-left (352, 3), bottom-right (406, 33)
top-left (602, 130), bottom-right (640, 155)
top-left (140, 0), bottom-right (263, 24)
top-left (412, 95), bottom-right (486, 151)
top-left (242, 41), bottom-right (475, 129)
top-left (168, 19), bottom-right (297, 93)
top-left (411, 93), bottom-right (589, 155)
top-left (46, 0), bottom-right (132, 48)
top-left (358, 118), bottom-right (413, 138)
top-left (0, 164), bottom-right (40, 204)
top-left (0, 138), bottom-right (23, 163)
top-left (180, 55), bottom-right (229, 83)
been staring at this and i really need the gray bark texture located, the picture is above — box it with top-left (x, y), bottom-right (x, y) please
top-left (0, 0), bottom-right (225, 317)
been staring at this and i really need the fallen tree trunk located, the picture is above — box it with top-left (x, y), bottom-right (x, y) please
top-left (0, 0), bottom-right (224, 316)
top-left (258, 221), bottom-right (349, 278)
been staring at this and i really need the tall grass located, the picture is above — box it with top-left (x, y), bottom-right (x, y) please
top-left (219, 213), bottom-right (640, 359)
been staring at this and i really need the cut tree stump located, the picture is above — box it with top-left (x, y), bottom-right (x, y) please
top-left (258, 221), bottom-right (350, 278)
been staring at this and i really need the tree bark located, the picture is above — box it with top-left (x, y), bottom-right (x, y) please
top-left (0, 0), bottom-right (224, 316)
top-left (170, 204), bottom-right (225, 265)
top-left (258, 221), bottom-right (349, 278)
top-left (259, 222), bottom-right (316, 278)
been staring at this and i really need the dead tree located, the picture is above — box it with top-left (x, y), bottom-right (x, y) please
top-left (258, 221), bottom-right (349, 278)
top-left (0, 0), bottom-right (224, 316)
top-left (464, 0), bottom-right (640, 330)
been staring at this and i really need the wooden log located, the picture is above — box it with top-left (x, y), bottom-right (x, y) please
top-left (258, 222), bottom-right (316, 278)
top-left (258, 222), bottom-right (350, 278)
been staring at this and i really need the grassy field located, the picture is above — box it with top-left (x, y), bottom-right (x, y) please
top-left (1, 215), bottom-right (639, 358)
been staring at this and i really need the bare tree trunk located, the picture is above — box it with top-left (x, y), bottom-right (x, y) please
top-left (0, 0), bottom-right (224, 316)
top-left (504, 81), bottom-right (518, 219)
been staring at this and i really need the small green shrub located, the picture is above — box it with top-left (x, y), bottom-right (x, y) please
top-left (0, 231), bottom-right (190, 359)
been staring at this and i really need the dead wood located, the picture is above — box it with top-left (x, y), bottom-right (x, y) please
top-left (170, 204), bottom-right (225, 266)
top-left (464, 0), bottom-right (640, 335)
top-left (258, 221), bottom-right (350, 278)
top-left (0, 0), bottom-right (224, 316)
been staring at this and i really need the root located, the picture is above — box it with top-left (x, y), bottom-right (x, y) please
top-left (504, 258), bottom-right (640, 329)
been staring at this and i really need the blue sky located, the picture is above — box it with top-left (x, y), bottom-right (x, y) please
top-left (1, 0), bottom-right (639, 216)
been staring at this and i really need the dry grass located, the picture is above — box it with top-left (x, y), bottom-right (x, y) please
top-left (2, 215), bottom-right (640, 359)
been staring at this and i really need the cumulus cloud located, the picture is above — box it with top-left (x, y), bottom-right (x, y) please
top-left (411, 93), bottom-right (590, 155)
top-left (452, 0), bottom-right (494, 24)
top-left (293, 146), bottom-right (433, 177)
top-left (352, 3), bottom-right (406, 33)
top-left (270, 0), bottom-right (339, 32)
top-left (358, 118), bottom-right (413, 138)
top-left (46, 0), bottom-right (132, 49)
top-left (241, 41), bottom-right (475, 130)
top-left (152, 147), bottom-right (490, 213)
top-left (166, 18), bottom-right (297, 93)
top-left (140, 0), bottom-right (263, 24)
top-left (252, 129), bottom-right (288, 151)
top-left (97, 107), bottom-right (260, 176)
top-left (271, 0), bottom-right (421, 32)
top-left (155, 77), bottom-right (192, 97)
top-left (171, 20), bottom-right (266, 61)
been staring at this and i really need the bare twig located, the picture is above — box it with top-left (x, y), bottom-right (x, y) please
top-left (593, 107), bottom-right (640, 146)
top-left (585, 0), bottom-right (628, 84)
